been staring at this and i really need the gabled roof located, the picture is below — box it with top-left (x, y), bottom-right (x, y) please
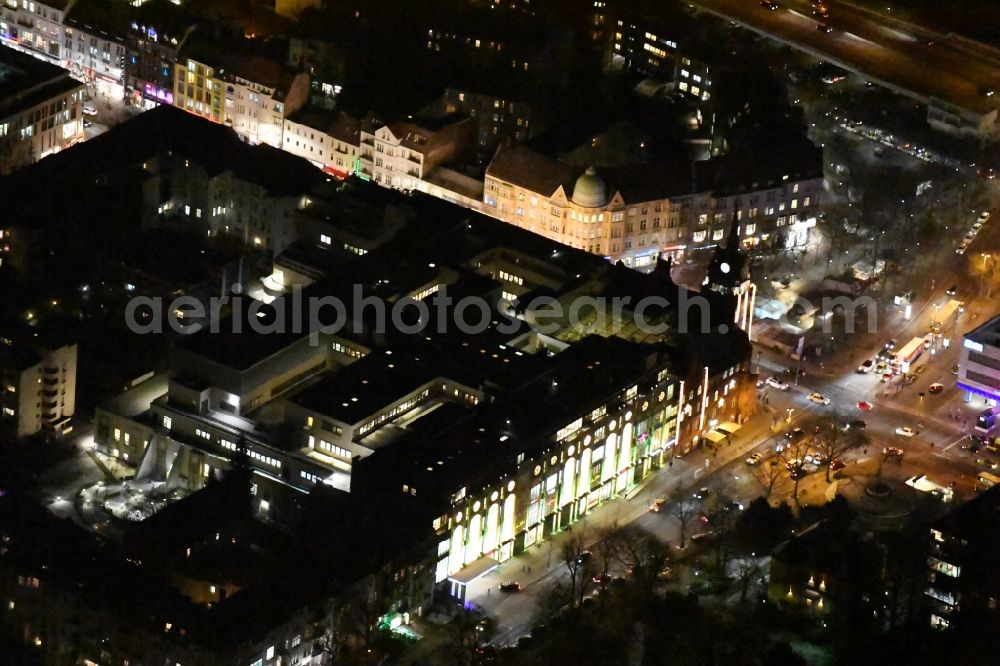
top-left (486, 145), bottom-right (575, 196)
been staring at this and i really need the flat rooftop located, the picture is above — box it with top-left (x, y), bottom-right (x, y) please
top-left (965, 313), bottom-right (1000, 348)
top-left (0, 44), bottom-right (82, 120)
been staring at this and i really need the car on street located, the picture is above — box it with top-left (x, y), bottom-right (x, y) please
top-left (785, 427), bottom-right (805, 442)
top-left (766, 376), bottom-right (790, 390)
top-left (957, 241), bottom-right (969, 255)
top-left (951, 364), bottom-right (960, 375)
top-left (816, 23), bottom-right (833, 33)
top-left (499, 582), bottom-right (522, 593)
top-left (856, 401), bottom-right (872, 411)
top-left (759, 0), bottom-right (779, 9)
top-left (895, 426), bottom-right (916, 437)
top-left (693, 487), bottom-right (712, 501)
top-left (883, 446), bottom-right (904, 457)
top-left (83, 103), bottom-right (97, 116)
top-left (746, 452), bottom-right (764, 466)
top-left (808, 392), bottom-right (831, 405)
top-left (649, 497), bottom-right (667, 512)
top-left (858, 359), bottom-right (874, 374)
top-left (690, 531), bottom-right (717, 543)
top-left (844, 419), bottom-right (867, 431)
top-left (575, 550), bottom-right (593, 565)
top-left (829, 457), bottom-right (846, 470)
top-left (928, 383), bottom-right (944, 394)
top-left (980, 211), bottom-right (991, 224)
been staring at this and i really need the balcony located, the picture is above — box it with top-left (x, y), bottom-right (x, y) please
top-left (42, 376), bottom-right (59, 387)
top-left (43, 366), bottom-right (59, 375)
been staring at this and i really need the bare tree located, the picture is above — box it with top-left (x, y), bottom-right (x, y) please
top-left (445, 606), bottom-right (494, 666)
top-left (735, 555), bottom-right (765, 603)
top-left (968, 251), bottom-right (1000, 300)
top-left (749, 457), bottom-right (786, 499)
top-left (774, 434), bottom-right (814, 512)
top-left (561, 532), bottom-right (594, 608)
top-left (668, 488), bottom-right (698, 549)
top-left (811, 418), bottom-right (867, 482)
top-left (594, 524), bottom-right (620, 587)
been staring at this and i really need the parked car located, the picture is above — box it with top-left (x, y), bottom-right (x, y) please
top-left (858, 359), bottom-right (874, 373)
top-left (649, 497), bottom-right (667, 512)
top-left (82, 103), bottom-right (97, 116)
top-left (499, 582), bottom-right (522, 593)
top-left (829, 458), bottom-right (846, 470)
top-left (895, 426), bottom-right (916, 437)
top-left (844, 419), bottom-right (867, 431)
top-left (856, 401), bottom-right (873, 411)
top-left (693, 487), bottom-right (712, 501)
top-left (883, 446), bottom-right (904, 457)
top-left (766, 376), bottom-right (790, 391)
top-left (928, 383), bottom-right (944, 394)
top-left (759, 0), bottom-right (779, 9)
top-left (746, 452), bottom-right (764, 466)
top-left (979, 211), bottom-right (991, 224)
top-left (575, 550), bottom-right (593, 565)
top-left (808, 392), bottom-right (831, 405)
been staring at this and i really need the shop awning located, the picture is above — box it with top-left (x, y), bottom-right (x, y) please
top-left (716, 421), bottom-right (742, 435)
top-left (448, 556), bottom-right (499, 585)
top-left (704, 430), bottom-right (727, 443)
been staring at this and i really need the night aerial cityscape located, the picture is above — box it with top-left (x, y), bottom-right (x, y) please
top-left (1, 0), bottom-right (1000, 664)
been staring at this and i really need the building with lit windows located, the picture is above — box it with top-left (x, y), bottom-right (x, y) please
top-left (607, 2), bottom-right (717, 103)
top-left (282, 107), bottom-right (363, 178)
top-left (0, 0), bottom-right (72, 67)
top-left (925, 485), bottom-right (1000, 631)
top-left (0, 43), bottom-right (83, 174)
top-left (430, 85), bottom-right (539, 160)
top-left (358, 116), bottom-right (475, 192)
top-left (957, 314), bottom-right (1000, 404)
top-left (0, 337), bottom-right (77, 438)
top-left (172, 37), bottom-right (310, 147)
top-left (94, 191), bottom-right (754, 598)
top-left (124, 0), bottom-right (197, 109)
top-left (63, 1), bottom-right (129, 97)
top-left (483, 141), bottom-right (823, 268)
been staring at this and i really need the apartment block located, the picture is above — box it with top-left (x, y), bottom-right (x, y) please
top-left (0, 337), bottom-right (77, 438)
top-left (0, 43), bottom-right (83, 173)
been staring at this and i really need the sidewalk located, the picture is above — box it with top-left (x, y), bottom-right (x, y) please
top-left (468, 408), bottom-right (785, 628)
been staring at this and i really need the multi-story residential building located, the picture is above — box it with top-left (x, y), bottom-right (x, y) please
top-left (0, 43), bottom-right (84, 174)
top-left (0, 0), bottom-right (72, 67)
top-left (124, 0), bottom-right (197, 109)
top-left (63, 1), bottom-right (128, 97)
top-left (0, 337), bottom-right (77, 438)
top-left (607, 2), bottom-right (716, 102)
top-left (958, 314), bottom-right (1000, 405)
top-left (432, 85), bottom-right (538, 159)
top-left (358, 116), bottom-right (474, 191)
top-left (483, 142), bottom-right (823, 268)
top-left (925, 485), bottom-right (1000, 630)
top-left (282, 107), bottom-right (362, 177)
top-left (173, 36), bottom-right (310, 147)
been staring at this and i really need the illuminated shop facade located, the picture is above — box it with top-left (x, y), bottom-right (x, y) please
top-left (429, 354), bottom-right (751, 599)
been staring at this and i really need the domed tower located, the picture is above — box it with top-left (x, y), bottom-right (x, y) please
top-left (703, 210), bottom-right (756, 335)
top-left (572, 167), bottom-right (608, 208)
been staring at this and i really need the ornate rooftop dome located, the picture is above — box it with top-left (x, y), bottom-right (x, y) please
top-left (572, 167), bottom-right (608, 208)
